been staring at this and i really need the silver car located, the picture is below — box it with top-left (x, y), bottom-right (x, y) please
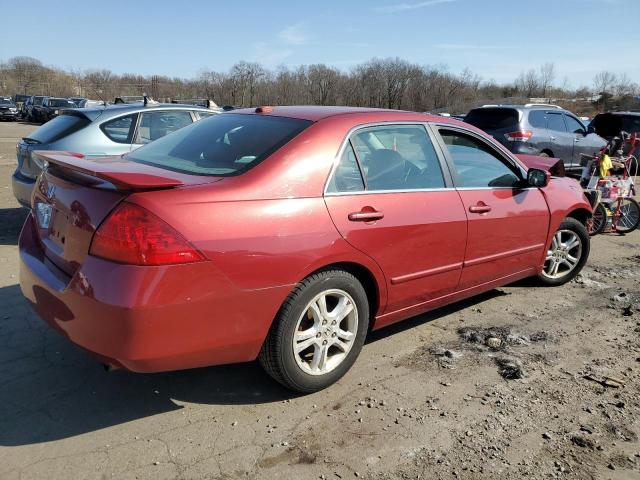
top-left (13, 102), bottom-right (219, 207)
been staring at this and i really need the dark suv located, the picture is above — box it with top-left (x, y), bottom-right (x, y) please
top-left (464, 104), bottom-right (606, 172)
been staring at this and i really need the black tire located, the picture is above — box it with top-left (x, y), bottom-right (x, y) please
top-left (537, 217), bottom-right (590, 286)
top-left (613, 197), bottom-right (640, 234)
top-left (259, 270), bottom-right (370, 393)
top-left (588, 203), bottom-right (607, 236)
top-left (539, 151), bottom-right (550, 157)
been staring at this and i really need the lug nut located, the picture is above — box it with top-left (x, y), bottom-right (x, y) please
top-left (322, 320), bottom-right (327, 325)
top-left (316, 332), bottom-right (321, 338)
top-left (322, 340), bottom-right (328, 345)
top-left (332, 332), bottom-right (336, 337)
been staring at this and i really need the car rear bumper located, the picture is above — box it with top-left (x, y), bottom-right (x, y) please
top-left (19, 213), bottom-right (291, 372)
top-left (0, 112), bottom-right (18, 120)
top-left (12, 170), bottom-right (35, 208)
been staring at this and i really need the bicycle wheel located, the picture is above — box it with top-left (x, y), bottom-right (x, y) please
top-left (588, 203), bottom-right (607, 235)
top-left (613, 198), bottom-right (640, 233)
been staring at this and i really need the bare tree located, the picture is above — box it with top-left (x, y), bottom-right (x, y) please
top-left (593, 71), bottom-right (617, 95)
top-left (539, 62), bottom-right (555, 97)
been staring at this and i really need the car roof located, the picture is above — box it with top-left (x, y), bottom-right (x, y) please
top-left (230, 105), bottom-right (447, 122)
top-left (604, 111), bottom-right (640, 116)
top-left (471, 104), bottom-right (565, 111)
top-left (78, 102), bottom-right (218, 122)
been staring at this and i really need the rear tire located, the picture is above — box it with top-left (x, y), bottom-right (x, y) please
top-left (613, 197), bottom-right (640, 233)
top-left (259, 270), bottom-right (369, 393)
top-left (539, 151), bottom-right (550, 157)
top-left (538, 217), bottom-right (590, 286)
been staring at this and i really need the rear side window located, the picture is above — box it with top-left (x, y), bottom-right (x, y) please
top-left (621, 115), bottom-right (640, 133)
top-left (547, 113), bottom-right (566, 132)
top-left (528, 110), bottom-right (547, 128)
top-left (197, 111), bottom-right (216, 119)
top-left (439, 129), bottom-right (521, 188)
top-left (101, 114), bottom-right (137, 143)
top-left (25, 114), bottom-right (90, 144)
top-left (126, 113), bottom-right (312, 176)
top-left (134, 110), bottom-right (193, 144)
top-left (464, 108), bottom-right (519, 130)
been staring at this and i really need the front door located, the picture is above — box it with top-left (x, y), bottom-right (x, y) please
top-left (324, 123), bottom-right (467, 315)
top-left (546, 112), bottom-right (573, 165)
top-left (435, 127), bottom-right (550, 289)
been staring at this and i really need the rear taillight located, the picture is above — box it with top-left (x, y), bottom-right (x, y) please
top-left (90, 203), bottom-right (205, 266)
top-left (504, 130), bottom-right (533, 142)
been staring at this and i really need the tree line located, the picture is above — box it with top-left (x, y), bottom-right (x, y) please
top-left (1, 56), bottom-right (638, 114)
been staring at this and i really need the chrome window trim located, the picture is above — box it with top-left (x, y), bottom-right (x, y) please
top-left (323, 121), bottom-right (453, 196)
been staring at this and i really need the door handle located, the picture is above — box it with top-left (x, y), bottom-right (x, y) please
top-left (550, 136), bottom-right (556, 140)
top-left (348, 210), bottom-right (384, 222)
top-left (469, 203), bottom-right (492, 214)
top-left (574, 138), bottom-right (580, 142)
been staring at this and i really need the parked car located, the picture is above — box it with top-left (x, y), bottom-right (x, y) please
top-left (0, 96), bottom-right (19, 121)
top-left (24, 95), bottom-right (47, 122)
top-left (69, 97), bottom-right (87, 107)
top-left (19, 106), bottom-right (592, 392)
top-left (590, 111), bottom-right (640, 138)
top-left (35, 97), bottom-right (78, 123)
top-left (78, 99), bottom-right (105, 108)
top-left (12, 94), bottom-right (31, 118)
top-left (12, 102), bottom-right (220, 208)
top-left (464, 104), bottom-right (606, 173)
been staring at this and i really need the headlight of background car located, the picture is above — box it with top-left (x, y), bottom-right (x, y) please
top-left (54, 109), bottom-right (59, 114)
top-left (9, 107), bottom-right (17, 112)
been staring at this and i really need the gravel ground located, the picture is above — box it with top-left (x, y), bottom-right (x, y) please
top-left (0, 122), bottom-right (638, 480)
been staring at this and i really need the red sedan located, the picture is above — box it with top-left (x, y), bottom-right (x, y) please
top-left (19, 107), bottom-right (592, 392)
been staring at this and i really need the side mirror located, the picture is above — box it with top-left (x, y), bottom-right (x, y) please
top-left (587, 124), bottom-right (595, 134)
top-left (527, 168), bottom-right (550, 187)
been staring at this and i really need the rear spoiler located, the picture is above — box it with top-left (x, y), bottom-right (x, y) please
top-left (32, 151), bottom-right (184, 191)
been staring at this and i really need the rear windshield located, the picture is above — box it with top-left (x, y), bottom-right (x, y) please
top-left (126, 113), bottom-right (312, 176)
top-left (26, 114), bottom-right (91, 144)
top-left (464, 108), bottom-right (519, 130)
top-left (49, 99), bottom-right (76, 108)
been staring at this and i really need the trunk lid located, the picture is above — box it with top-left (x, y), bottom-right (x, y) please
top-left (31, 151), bottom-right (220, 276)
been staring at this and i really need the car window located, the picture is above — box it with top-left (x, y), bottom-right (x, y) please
top-left (126, 113), bottom-right (312, 176)
top-left (326, 142), bottom-right (365, 193)
top-left (621, 115), bottom-right (640, 134)
top-left (547, 113), bottom-right (566, 132)
top-left (528, 110), bottom-right (547, 128)
top-left (464, 108), bottom-right (519, 130)
top-left (439, 129), bottom-right (521, 188)
top-left (564, 115), bottom-right (585, 134)
top-left (34, 97), bottom-right (44, 106)
top-left (134, 110), bottom-right (193, 144)
top-left (101, 114), bottom-right (137, 143)
top-left (196, 111), bottom-right (216, 119)
top-left (349, 125), bottom-right (445, 190)
top-left (25, 114), bottom-right (91, 143)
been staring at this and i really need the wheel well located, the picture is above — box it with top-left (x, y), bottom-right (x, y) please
top-left (308, 262), bottom-right (380, 318)
top-left (567, 208), bottom-right (592, 225)
top-left (541, 149), bottom-right (554, 157)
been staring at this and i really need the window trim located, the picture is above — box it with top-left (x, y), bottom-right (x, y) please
top-left (432, 124), bottom-right (530, 191)
top-left (563, 113), bottom-right (586, 135)
top-left (546, 112), bottom-right (568, 133)
top-left (323, 121), bottom-right (454, 197)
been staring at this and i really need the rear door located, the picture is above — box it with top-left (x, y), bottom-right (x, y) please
top-left (324, 123), bottom-right (467, 315)
top-left (546, 112), bottom-right (573, 164)
top-left (433, 126), bottom-right (549, 289)
top-left (129, 109), bottom-right (194, 151)
top-left (463, 108), bottom-right (520, 147)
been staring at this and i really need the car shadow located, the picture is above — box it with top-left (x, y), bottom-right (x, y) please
top-left (0, 282), bottom-right (507, 446)
top-left (0, 207), bottom-right (28, 245)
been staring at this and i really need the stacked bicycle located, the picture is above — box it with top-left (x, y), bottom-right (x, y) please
top-left (580, 131), bottom-right (640, 235)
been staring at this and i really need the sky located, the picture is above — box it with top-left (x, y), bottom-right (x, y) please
top-left (1, 0), bottom-right (639, 88)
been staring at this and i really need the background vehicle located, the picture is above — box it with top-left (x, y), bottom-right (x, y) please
top-left (24, 95), bottom-right (47, 122)
top-left (19, 107), bottom-right (592, 392)
top-left (35, 97), bottom-right (77, 123)
top-left (12, 94), bottom-right (31, 118)
top-left (12, 102), bottom-right (220, 207)
top-left (0, 96), bottom-right (19, 121)
top-left (464, 104), bottom-right (606, 173)
top-left (590, 111), bottom-right (640, 138)
top-left (69, 97), bottom-right (87, 107)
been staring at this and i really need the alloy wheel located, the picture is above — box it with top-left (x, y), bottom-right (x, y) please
top-left (292, 289), bottom-right (358, 375)
top-left (542, 229), bottom-right (583, 279)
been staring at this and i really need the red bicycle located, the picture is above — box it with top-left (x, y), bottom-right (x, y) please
top-left (581, 132), bottom-right (639, 235)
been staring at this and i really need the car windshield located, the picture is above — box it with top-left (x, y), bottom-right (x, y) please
top-left (464, 108), bottom-right (519, 130)
top-left (49, 99), bottom-right (76, 108)
top-left (34, 97), bottom-right (44, 106)
top-left (0, 98), bottom-right (13, 106)
top-left (26, 114), bottom-right (91, 144)
top-left (126, 113), bottom-right (313, 176)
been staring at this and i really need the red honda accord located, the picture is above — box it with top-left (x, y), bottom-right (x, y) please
top-left (19, 107), bottom-right (591, 392)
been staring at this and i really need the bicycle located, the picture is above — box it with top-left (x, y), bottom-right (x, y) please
top-left (581, 132), bottom-right (640, 235)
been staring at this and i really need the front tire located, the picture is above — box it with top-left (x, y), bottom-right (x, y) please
top-left (538, 217), bottom-right (590, 286)
top-left (588, 203), bottom-right (607, 235)
top-left (259, 270), bottom-right (369, 393)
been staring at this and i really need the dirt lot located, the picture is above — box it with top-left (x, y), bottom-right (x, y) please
top-left (0, 121), bottom-right (638, 480)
